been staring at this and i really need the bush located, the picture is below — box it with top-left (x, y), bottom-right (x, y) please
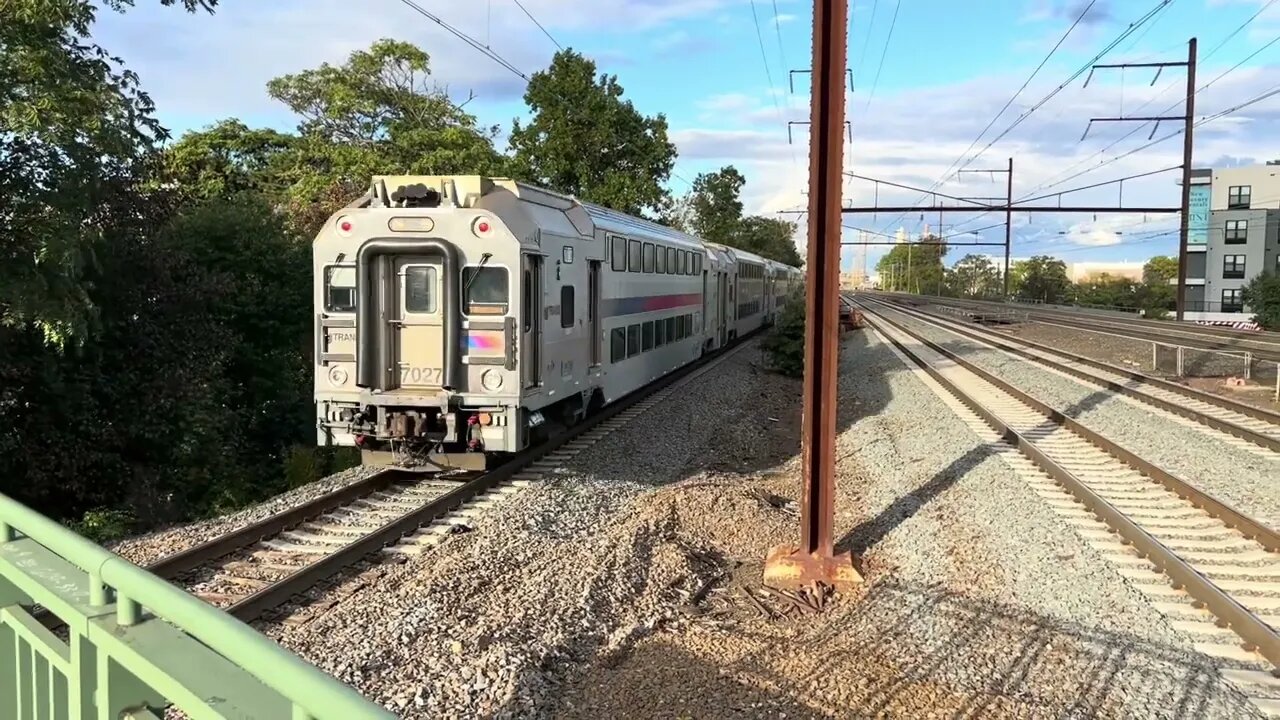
top-left (764, 290), bottom-right (806, 378)
top-left (71, 509), bottom-right (136, 544)
top-left (1243, 271), bottom-right (1280, 330)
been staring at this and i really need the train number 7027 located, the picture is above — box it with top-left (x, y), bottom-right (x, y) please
top-left (399, 366), bottom-right (443, 384)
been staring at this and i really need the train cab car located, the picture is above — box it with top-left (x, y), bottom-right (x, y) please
top-left (728, 247), bottom-right (769, 337)
top-left (313, 175), bottom-right (713, 471)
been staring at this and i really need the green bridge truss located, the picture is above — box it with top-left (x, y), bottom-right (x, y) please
top-left (0, 492), bottom-right (395, 719)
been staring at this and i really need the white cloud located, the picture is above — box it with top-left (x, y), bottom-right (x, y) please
top-left (91, 0), bottom-right (733, 127)
top-left (668, 58), bottom-right (1280, 268)
top-left (773, 13), bottom-right (797, 24)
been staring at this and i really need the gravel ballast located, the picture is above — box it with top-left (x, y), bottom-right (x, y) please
top-left (239, 331), bottom-right (1260, 719)
top-left (890, 310), bottom-right (1280, 528)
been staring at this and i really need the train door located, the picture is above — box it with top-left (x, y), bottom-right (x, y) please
top-left (701, 268), bottom-right (708, 348)
top-left (393, 258), bottom-right (445, 390)
top-left (521, 254), bottom-right (543, 389)
top-left (589, 260), bottom-right (601, 367)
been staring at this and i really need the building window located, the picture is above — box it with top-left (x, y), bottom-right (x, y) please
top-left (611, 236), bottom-right (627, 271)
top-left (643, 243), bottom-right (655, 273)
top-left (1225, 219), bottom-right (1248, 244)
top-left (560, 286), bottom-right (574, 328)
top-left (1228, 185), bottom-right (1251, 209)
top-left (1222, 288), bottom-right (1244, 312)
top-left (1223, 254), bottom-right (1246, 279)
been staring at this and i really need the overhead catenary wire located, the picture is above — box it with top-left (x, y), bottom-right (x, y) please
top-left (510, 0), bottom-right (563, 50)
top-left (863, 0), bottom-right (901, 110)
top-left (877, 0), bottom-right (1163, 236)
top-left (394, 0), bottom-right (696, 192)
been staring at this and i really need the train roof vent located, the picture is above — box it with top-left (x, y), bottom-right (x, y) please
top-left (389, 183), bottom-right (442, 208)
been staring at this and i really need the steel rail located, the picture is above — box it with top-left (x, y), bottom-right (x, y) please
top-left (160, 328), bottom-right (765, 623)
top-left (897, 293), bottom-right (1280, 361)
top-left (862, 295), bottom-right (1280, 451)
top-left (145, 468), bottom-right (415, 579)
top-left (854, 298), bottom-right (1280, 669)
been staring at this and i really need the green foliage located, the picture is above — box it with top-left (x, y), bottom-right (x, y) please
top-left (763, 291), bottom-right (806, 377)
top-left (946, 254), bottom-right (1001, 298)
top-left (1243, 271), bottom-right (1280, 330)
top-left (1012, 255), bottom-right (1071, 303)
top-left (510, 49), bottom-right (677, 216)
top-left (876, 239), bottom-right (947, 293)
top-left (1073, 274), bottom-right (1140, 308)
top-left (70, 508), bottom-right (136, 544)
top-left (0, 0), bottom-right (216, 345)
top-left (668, 166), bottom-right (802, 266)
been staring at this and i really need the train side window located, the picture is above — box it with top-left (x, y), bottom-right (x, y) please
top-left (642, 321), bottom-right (654, 351)
top-left (684, 252), bottom-right (692, 275)
top-left (611, 236), bottom-right (626, 271)
top-left (560, 286), bottom-right (574, 328)
top-left (643, 243), bottom-right (655, 273)
top-left (405, 266), bottom-right (437, 313)
top-left (655, 317), bottom-right (666, 346)
top-left (694, 254), bottom-right (702, 274)
top-left (629, 240), bottom-right (642, 272)
top-left (462, 266), bottom-right (509, 315)
top-left (667, 248), bottom-right (677, 274)
top-left (324, 265), bottom-right (357, 313)
top-left (655, 246), bottom-right (666, 273)
top-left (665, 316), bottom-right (675, 340)
top-left (627, 324), bottom-right (641, 356)
top-left (611, 328), bottom-right (626, 362)
top-left (686, 313), bottom-right (693, 335)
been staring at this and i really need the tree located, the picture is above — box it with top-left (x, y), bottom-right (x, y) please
top-left (1243, 271), bottom-right (1280, 330)
top-left (736, 216), bottom-right (803, 267)
top-left (1137, 255), bottom-right (1177, 317)
top-left (1074, 273), bottom-right (1139, 309)
top-left (157, 119), bottom-right (296, 201)
top-left (1014, 255), bottom-right (1071, 303)
top-left (510, 49), bottom-right (677, 216)
top-left (876, 239), bottom-right (947, 293)
top-left (0, 0), bottom-right (218, 345)
top-left (947, 254), bottom-right (1001, 298)
top-left (686, 167), bottom-right (746, 245)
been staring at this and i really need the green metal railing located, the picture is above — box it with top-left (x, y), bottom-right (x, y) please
top-left (0, 492), bottom-right (395, 719)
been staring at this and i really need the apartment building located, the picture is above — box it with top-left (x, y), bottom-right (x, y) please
top-left (1184, 162), bottom-right (1280, 321)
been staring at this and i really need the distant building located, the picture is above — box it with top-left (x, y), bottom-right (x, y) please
top-left (1068, 262), bottom-right (1145, 283)
top-left (1184, 162), bottom-right (1280, 320)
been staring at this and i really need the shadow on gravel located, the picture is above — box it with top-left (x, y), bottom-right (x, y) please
top-left (536, 577), bottom-right (1253, 720)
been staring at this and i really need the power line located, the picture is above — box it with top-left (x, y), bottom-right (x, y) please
top-left (394, 0), bottom-right (696, 194)
top-left (749, 0), bottom-right (785, 118)
top-left (1016, 3), bottom-right (1279, 201)
top-left (863, 0), bottom-right (901, 110)
top-left (510, 0), bottom-right (563, 50)
top-left (855, 0), bottom-right (881, 81)
top-left (878, 0), bottom-right (1169, 236)
top-left (771, 0), bottom-right (788, 68)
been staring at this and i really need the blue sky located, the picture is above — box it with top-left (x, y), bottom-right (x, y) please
top-left (92, 0), bottom-right (1280, 271)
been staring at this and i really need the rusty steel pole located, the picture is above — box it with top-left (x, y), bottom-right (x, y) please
top-left (1004, 157), bottom-right (1013, 297)
top-left (763, 0), bottom-right (860, 592)
top-left (1176, 38), bottom-right (1197, 322)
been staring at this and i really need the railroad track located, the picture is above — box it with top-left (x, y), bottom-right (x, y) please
top-left (852, 298), bottom-right (1280, 717)
top-left (860, 295), bottom-right (1280, 455)
top-left (880, 292), bottom-right (1280, 363)
top-left (143, 334), bottom-right (760, 624)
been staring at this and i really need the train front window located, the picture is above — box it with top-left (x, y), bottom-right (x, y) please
top-left (325, 265), bottom-right (357, 313)
top-left (404, 266), bottom-right (437, 313)
top-left (462, 266), bottom-right (510, 315)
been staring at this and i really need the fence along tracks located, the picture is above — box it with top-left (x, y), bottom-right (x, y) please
top-left (862, 295), bottom-right (1280, 454)
top-left (143, 334), bottom-right (759, 624)
top-left (853, 298), bottom-right (1280, 716)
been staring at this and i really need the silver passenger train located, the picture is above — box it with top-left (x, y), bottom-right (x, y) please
top-left (313, 175), bottom-right (803, 470)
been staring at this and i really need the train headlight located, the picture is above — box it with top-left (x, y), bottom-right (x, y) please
top-left (328, 366), bottom-right (349, 387)
top-left (481, 369), bottom-right (503, 391)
